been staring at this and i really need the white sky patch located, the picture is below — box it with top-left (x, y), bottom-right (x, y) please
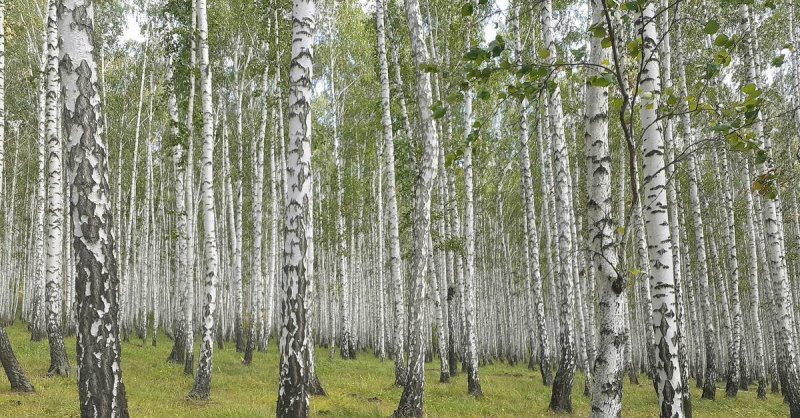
top-left (121, 12), bottom-right (145, 43)
top-left (483, 0), bottom-right (508, 45)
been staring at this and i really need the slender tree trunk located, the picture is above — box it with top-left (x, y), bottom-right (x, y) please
top-left (542, 0), bottom-right (576, 412)
top-left (742, 5), bottom-right (800, 414)
top-left (636, 3), bottom-right (685, 415)
top-left (0, 327), bottom-right (34, 392)
top-left (244, 62), bottom-right (268, 366)
top-left (188, 0), bottom-right (219, 399)
top-left (44, 0), bottom-right (70, 378)
top-left (392, 0), bottom-right (439, 412)
top-left (379, 0), bottom-right (407, 386)
top-left (462, 53), bottom-right (482, 397)
top-left (720, 150), bottom-right (743, 398)
top-left (30, 23), bottom-right (48, 342)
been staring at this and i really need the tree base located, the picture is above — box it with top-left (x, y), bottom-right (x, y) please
top-left (187, 389), bottom-right (210, 401)
top-left (0, 328), bottom-right (35, 393)
top-left (184, 351), bottom-right (195, 376)
top-left (391, 403), bottom-right (423, 418)
top-left (726, 379), bottom-right (738, 398)
top-left (308, 374), bottom-right (327, 396)
top-left (439, 372), bottom-right (450, 383)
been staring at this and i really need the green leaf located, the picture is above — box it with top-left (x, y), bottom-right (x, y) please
top-left (771, 54), bottom-right (785, 67)
top-left (421, 63), bottom-right (438, 73)
top-left (601, 37), bottom-right (613, 49)
top-left (460, 2), bottom-right (474, 16)
top-left (627, 40), bottom-right (640, 56)
top-left (537, 48), bottom-right (551, 59)
top-left (477, 90), bottom-right (491, 100)
top-left (755, 150), bottom-right (768, 165)
top-left (740, 83), bottom-right (758, 95)
top-left (703, 20), bottom-right (719, 35)
top-left (714, 34), bottom-right (729, 47)
top-left (589, 23), bottom-right (607, 39)
top-left (432, 102), bottom-right (447, 119)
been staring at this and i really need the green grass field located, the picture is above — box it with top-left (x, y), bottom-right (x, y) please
top-left (0, 323), bottom-right (788, 417)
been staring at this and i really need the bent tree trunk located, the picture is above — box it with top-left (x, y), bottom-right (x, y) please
top-left (0, 327), bottom-right (34, 392)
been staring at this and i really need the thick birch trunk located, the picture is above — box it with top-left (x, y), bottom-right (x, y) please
top-left (275, 0), bottom-right (315, 414)
top-left (59, 0), bottom-right (129, 413)
top-left (586, 1), bottom-right (625, 415)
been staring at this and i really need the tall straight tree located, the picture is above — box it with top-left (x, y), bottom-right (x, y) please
top-left (0, 0), bottom-right (34, 393)
top-left (166, 59), bottom-right (190, 367)
top-left (461, 28), bottom-right (482, 398)
top-left (636, 2), bottom-right (685, 415)
top-left (58, 0), bottom-right (129, 414)
top-left (742, 4), bottom-right (800, 414)
top-left (393, 0), bottom-right (440, 413)
top-left (376, 0), bottom-right (403, 375)
top-left (44, 0), bottom-right (70, 378)
top-left (512, 0), bottom-right (551, 386)
top-left (542, 0), bottom-right (577, 411)
top-left (275, 0), bottom-right (315, 414)
top-left (585, 0), bottom-right (625, 415)
top-left (188, 0), bottom-right (220, 399)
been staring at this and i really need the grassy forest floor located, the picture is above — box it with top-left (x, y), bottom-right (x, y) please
top-left (0, 322), bottom-right (788, 417)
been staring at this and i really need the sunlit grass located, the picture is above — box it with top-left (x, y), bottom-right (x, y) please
top-left (0, 322), bottom-right (788, 417)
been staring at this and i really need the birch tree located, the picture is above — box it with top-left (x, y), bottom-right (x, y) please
top-left (275, 0), bottom-right (316, 414)
top-left (59, 0), bottom-right (129, 414)
top-left (392, 0), bottom-right (440, 412)
top-left (586, 1), bottom-right (625, 415)
top-left (44, 0), bottom-right (70, 377)
top-left (636, 2), bottom-right (685, 414)
top-left (542, 0), bottom-right (577, 411)
top-left (188, 0), bottom-right (220, 399)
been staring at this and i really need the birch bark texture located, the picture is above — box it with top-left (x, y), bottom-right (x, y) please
top-left (512, 0), bottom-right (551, 386)
top-left (188, 0), bottom-right (220, 400)
top-left (58, 0), bottom-right (129, 415)
top-left (45, 0), bottom-right (70, 378)
top-left (585, 1), bottom-right (625, 416)
top-left (636, 2), bottom-right (685, 416)
top-left (542, 0), bottom-right (577, 412)
top-left (393, 0), bottom-right (440, 412)
top-left (376, 0), bottom-right (402, 371)
top-left (276, 0), bottom-right (316, 414)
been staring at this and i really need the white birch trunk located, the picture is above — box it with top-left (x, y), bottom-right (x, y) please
top-left (542, 0), bottom-right (576, 411)
top-left (276, 0), bottom-right (315, 413)
top-left (44, 0), bottom-right (70, 377)
top-left (58, 0), bottom-right (128, 412)
top-left (393, 0), bottom-right (439, 412)
top-left (188, 0), bottom-right (219, 399)
top-left (637, 2), bottom-right (685, 414)
top-left (586, 1), bottom-right (624, 414)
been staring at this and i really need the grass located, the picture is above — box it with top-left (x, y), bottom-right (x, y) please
top-left (0, 322), bottom-right (788, 417)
